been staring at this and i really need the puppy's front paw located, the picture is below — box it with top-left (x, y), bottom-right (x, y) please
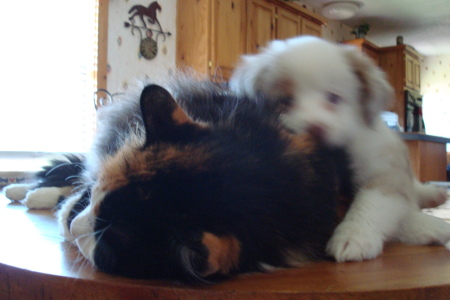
top-left (419, 185), bottom-right (448, 208)
top-left (431, 187), bottom-right (448, 207)
top-left (326, 223), bottom-right (384, 262)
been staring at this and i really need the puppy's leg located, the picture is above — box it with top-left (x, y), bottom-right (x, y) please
top-left (397, 211), bottom-right (450, 245)
top-left (414, 180), bottom-right (448, 208)
top-left (327, 188), bottom-right (410, 262)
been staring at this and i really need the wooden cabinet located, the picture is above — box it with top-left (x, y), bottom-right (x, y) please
top-left (404, 52), bottom-right (421, 91)
top-left (378, 45), bottom-right (423, 129)
top-left (342, 38), bottom-right (379, 65)
top-left (177, 0), bottom-right (325, 79)
top-left (211, 0), bottom-right (246, 79)
top-left (177, 0), bottom-right (246, 80)
top-left (246, 0), bottom-right (323, 53)
top-left (276, 6), bottom-right (302, 40)
top-left (301, 18), bottom-right (322, 37)
top-left (246, 0), bottom-right (276, 53)
top-left (402, 133), bottom-right (450, 182)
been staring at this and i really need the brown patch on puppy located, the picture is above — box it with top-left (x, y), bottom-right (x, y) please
top-left (344, 47), bottom-right (394, 127)
top-left (201, 232), bottom-right (241, 277)
top-left (274, 78), bottom-right (294, 96)
top-left (353, 69), bottom-right (372, 126)
top-left (272, 78), bottom-right (295, 113)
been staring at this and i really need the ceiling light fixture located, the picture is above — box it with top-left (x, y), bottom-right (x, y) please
top-left (321, 1), bottom-right (360, 20)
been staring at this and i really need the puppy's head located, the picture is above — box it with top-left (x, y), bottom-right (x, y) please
top-left (231, 36), bottom-right (394, 147)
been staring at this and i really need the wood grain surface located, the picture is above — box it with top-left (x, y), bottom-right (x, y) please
top-left (1, 193), bottom-right (450, 300)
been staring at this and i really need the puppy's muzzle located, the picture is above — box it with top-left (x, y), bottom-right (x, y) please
top-left (307, 124), bottom-right (326, 140)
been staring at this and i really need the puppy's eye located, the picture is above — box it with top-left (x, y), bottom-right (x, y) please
top-left (327, 93), bottom-right (343, 105)
top-left (279, 96), bottom-right (294, 108)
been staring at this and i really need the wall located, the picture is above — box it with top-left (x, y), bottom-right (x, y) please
top-left (421, 54), bottom-right (450, 146)
top-left (107, 0), bottom-right (177, 92)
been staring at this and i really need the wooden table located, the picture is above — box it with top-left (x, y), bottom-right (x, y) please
top-left (1, 194), bottom-right (450, 299)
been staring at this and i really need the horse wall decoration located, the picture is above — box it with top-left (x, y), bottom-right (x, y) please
top-left (124, 1), bottom-right (171, 60)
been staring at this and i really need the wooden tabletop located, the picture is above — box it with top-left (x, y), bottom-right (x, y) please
top-left (1, 193), bottom-right (450, 300)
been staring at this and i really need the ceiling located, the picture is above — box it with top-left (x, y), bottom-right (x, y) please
top-left (298, 0), bottom-right (450, 56)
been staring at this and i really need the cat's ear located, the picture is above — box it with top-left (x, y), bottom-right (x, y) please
top-left (139, 84), bottom-right (194, 146)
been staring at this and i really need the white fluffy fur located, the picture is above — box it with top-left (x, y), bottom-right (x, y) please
top-left (230, 36), bottom-right (450, 262)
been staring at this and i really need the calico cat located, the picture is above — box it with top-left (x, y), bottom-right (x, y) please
top-left (4, 78), bottom-right (352, 282)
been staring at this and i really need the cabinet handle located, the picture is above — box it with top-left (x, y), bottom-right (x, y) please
top-left (231, 2), bottom-right (234, 9)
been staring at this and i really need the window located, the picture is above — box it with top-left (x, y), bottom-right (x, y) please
top-left (421, 55), bottom-right (450, 152)
top-left (0, 0), bottom-right (103, 153)
top-left (423, 94), bottom-right (450, 151)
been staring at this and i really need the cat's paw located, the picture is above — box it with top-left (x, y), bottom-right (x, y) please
top-left (4, 183), bottom-right (36, 201)
top-left (326, 222), bottom-right (384, 262)
top-left (24, 187), bottom-right (64, 209)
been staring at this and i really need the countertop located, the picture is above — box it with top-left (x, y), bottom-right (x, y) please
top-left (400, 132), bottom-right (450, 144)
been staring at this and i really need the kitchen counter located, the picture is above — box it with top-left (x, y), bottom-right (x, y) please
top-left (400, 133), bottom-right (450, 182)
top-left (400, 132), bottom-right (450, 144)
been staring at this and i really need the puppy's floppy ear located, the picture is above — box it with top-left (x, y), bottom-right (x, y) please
top-left (342, 46), bottom-right (394, 126)
top-left (139, 84), bottom-right (194, 146)
top-left (230, 39), bottom-right (291, 99)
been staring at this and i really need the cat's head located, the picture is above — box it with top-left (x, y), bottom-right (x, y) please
top-left (69, 85), bottom-right (247, 282)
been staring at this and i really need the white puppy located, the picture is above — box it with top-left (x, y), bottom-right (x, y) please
top-left (230, 36), bottom-right (450, 262)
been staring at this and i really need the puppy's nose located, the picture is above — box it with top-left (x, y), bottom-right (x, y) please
top-left (307, 124), bottom-right (326, 139)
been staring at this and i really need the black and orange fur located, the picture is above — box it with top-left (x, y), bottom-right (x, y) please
top-left (30, 79), bottom-right (353, 283)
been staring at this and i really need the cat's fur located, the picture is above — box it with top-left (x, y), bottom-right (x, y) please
top-left (5, 77), bottom-right (352, 282)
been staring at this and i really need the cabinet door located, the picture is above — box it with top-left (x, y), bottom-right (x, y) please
top-left (413, 59), bottom-right (421, 91)
top-left (210, 0), bottom-right (246, 79)
top-left (247, 0), bottom-right (276, 53)
top-left (176, 0), bottom-right (210, 74)
top-left (405, 53), bottom-right (415, 90)
top-left (276, 6), bottom-right (301, 40)
top-left (301, 18), bottom-right (321, 37)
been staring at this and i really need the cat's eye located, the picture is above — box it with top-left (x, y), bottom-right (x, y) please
top-left (327, 93), bottom-right (343, 105)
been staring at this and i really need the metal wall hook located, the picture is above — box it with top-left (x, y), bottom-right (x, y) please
top-left (94, 89), bottom-right (124, 109)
